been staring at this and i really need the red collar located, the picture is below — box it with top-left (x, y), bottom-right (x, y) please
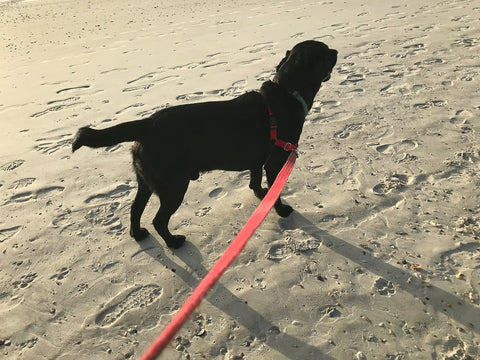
top-left (266, 104), bottom-right (298, 152)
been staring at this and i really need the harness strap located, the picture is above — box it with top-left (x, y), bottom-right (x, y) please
top-left (266, 104), bottom-right (298, 152)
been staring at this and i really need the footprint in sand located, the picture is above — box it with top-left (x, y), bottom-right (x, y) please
top-left (320, 100), bottom-right (342, 109)
top-left (319, 305), bottom-right (342, 319)
top-left (240, 42), bottom-right (275, 54)
top-left (414, 58), bottom-right (446, 68)
top-left (403, 43), bottom-right (426, 56)
top-left (195, 207), bottom-right (212, 217)
top-left (35, 133), bottom-right (72, 155)
top-left (451, 38), bottom-right (478, 48)
top-left (340, 73), bottom-right (365, 85)
top-left (331, 156), bottom-right (359, 189)
top-left (8, 177), bottom-right (36, 190)
top-left (376, 139), bottom-right (418, 155)
top-left (454, 216), bottom-right (480, 236)
top-left (17, 337), bottom-right (39, 351)
top-left (5, 186), bottom-right (65, 205)
top-left (178, 80), bottom-right (247, 101)
top-left (440, 337), bottom-right (470, 360)
top-left (46, 96), bottom-right (81, 105)
top-left (413, 100), bottom-right (448, 110)
top-left (171, 61), bottom-right (203, 71)
top-left (56, 85), bottom-right (90, 94)
top-left (123, 74), bottom-right (179, 93)
top-left (439, 242), bottom-right (479, 269)
top-left (85, 203), bottom-right (122, 234)
top-left (379, 63), bottom-right (404, 78)
top-left (206, 80), bottom-right (247, 98)
top-left (239, 58), bottom-right (262, 66)
top-left (370, 124), bottom-right (394, 140)
top-left (373, 277), bottom-right (396, 296)
top-left (126, 72), bottom-right (160, 85)
top-left (343, 53), bottom-right (360, 61)
top-left (313, 34), bottom-right (334, 42)
top-left (206, 52), bottom-right (226, 59)
top-left (266, 242), bottom-right (287, 262)
top-left (123, 83), bottom-right (155, 93)
top-left (372, 174), bottom-right (410, 195)
top-left (334, 122), bottom-right (364, 139)
top-left (52, 209), bottom-right (86, 235)
top-left (291, 32), bottom-right (304, 39)
top-left (336, 61), bottom-right (355, 75)
top-left (49, 267), bottom-right (70, 285)
top-left (209, 187), bottom-right (226, 199)
top-left (231, 171), bottom-right (250, 190)
top-left (94, 284), bottom-right (162, 327)
top-left (232, 79), bottom-right (247, 88)
top-left (38, 186), bottom-right (65, 196)
top-left (380, 82), bottom-right (425, 96)
top-left (256, 70), bottom-right (275, 82)
top-left (115, 103), bottom-right (144, 115)
top-left (31, 98), bottom-right (84, 118)
top-left (8, 191), bottom-right (34, 203)
top-left (176, 92), bottom-right (205, 102)
top-left (460, 72), bottom-right (476, 82)
top-left (0, 226), bottom-right (22, 243)
top-left (202, 61), bottom-right (228, 68)
top-left (136, 105), bottom-right (170, 119)
top-left (12, 273), bottom-right (37, 289)
top-left (449, 109), bottom-right (473, 125)
top-left (284, 232), bottom-right (321, 254)
top-left (101, 67), bottom-right (128, 75)
top-left (84, 184), bottom-right (133, 203)
top-left (0, 159), bottom-right (25, 171)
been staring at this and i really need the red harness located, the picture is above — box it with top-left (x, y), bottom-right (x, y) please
top-left (266, 104), bottom-right (298, 152)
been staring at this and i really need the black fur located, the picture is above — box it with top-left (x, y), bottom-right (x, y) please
top-left (72, 40), bottom-right (337, 248)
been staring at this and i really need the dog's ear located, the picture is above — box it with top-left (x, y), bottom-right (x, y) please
top-left (276, 50), bottom-right (291, 72)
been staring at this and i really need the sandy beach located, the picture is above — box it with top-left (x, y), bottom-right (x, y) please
top-left (1, 0), bottom-right (480, 359)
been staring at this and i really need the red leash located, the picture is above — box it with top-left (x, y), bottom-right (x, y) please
top-left (139, 151), bottom-right (298, 360)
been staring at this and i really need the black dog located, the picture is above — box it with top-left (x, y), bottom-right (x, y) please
top-left (72, 40), bottom-right (337, 248)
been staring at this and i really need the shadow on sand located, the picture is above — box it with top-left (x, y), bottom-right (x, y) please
top-left (137, 207), bottom-right (479, 359)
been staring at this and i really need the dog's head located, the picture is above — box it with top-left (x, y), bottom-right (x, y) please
top-left (274, 40), bottom-right (337, 97)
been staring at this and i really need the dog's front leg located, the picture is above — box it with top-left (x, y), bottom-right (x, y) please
top-left (249, 167), bottom-right (268, 199)
top-left (264, 153), bottom-right (294, 217)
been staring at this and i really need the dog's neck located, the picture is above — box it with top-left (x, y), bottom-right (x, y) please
top-left (271, 80), bottom-right (311, 117)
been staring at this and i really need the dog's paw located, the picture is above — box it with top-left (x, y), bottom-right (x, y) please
top-left (165, 235), bottom-right (186, 249)
top-left (253, 187), bottom-right (269, 199)
top-left (275, 204), bottom-right (294, 217)
top-left (131, 227), bottom-right (150, 241)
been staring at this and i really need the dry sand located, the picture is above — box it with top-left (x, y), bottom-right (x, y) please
top-left (1, 0), bottom-right (480, 359)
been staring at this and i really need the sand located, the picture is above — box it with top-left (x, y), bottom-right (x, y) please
top-left (1, 0), bottom-right (480, 359)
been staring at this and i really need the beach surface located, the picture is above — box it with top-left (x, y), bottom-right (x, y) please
top-left (1, 0), bottom-right (480, 359)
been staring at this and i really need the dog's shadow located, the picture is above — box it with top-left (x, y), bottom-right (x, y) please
top-left (137, 232), bottom-right (334, 360)
top-left (287, 212), bottom-right (480, 335)
top-left (137, 209), bottom-right (480, 358)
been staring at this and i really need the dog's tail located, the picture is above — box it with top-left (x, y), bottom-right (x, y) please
top-left (72, 120), bottom-right (149, 152)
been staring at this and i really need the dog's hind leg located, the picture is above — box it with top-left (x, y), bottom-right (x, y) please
top-left (152, 177), bottom-right (190, 249)
top-left (130, 175), bottom-right (152, 241)
top-left (249, 167), bottom-right (268, 199)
